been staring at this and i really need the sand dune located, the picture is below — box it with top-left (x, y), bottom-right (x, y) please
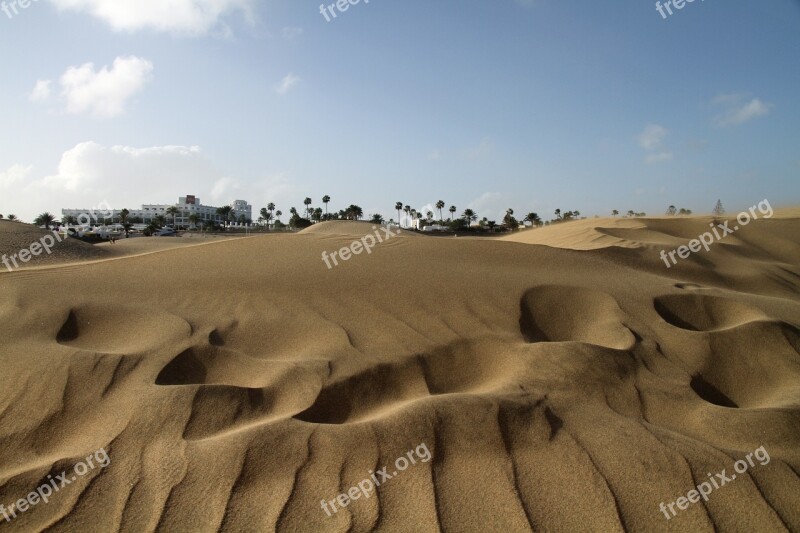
top-left (0, 216), bottom-right (799, 531)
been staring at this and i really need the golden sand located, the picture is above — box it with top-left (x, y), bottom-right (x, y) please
top-left (0, 216), bottom-right (798, 531)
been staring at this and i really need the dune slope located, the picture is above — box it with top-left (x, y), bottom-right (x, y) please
top-left (1, 217), bottom-right (799, 532)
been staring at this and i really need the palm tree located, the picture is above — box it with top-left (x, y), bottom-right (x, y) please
top-left (371, 213), bottom-right (384, 224)
top-left (313, 208), bottom-right (323, 222)
top-left (554, 209), bottom-right (562, 220)
top-left (119, 208), bottom-right (130, 224)
top-left (666, 205), bottom-right (677, 216)
top-left (322, 196), bottom-right (331, 216)
top-left (166, 206), bottom-right (179, 229)
top-left (62, 215), bottom-right (77, 226)
top-left (449, 206), bottom-right (456, 221)
top-left (275, 210), bottom-right (283, 223)
top-left (525, 213), bottom-right (542, 226)
top-left (462, 209), bottom-right (477, 228)
top-left (612, 210), bottom-right (619, 217)
top-left (436, 200), bottom-right (445, 222)
top-left (304, 197), bottom-right (313, 218)
top-left (188, 213), bottom-right (199, 229)
top-left (34, 212), bottom-right (56, 229)
top-left (395, 202), bottom-right (403, 226)
top-left (216, 206), bottom-right (233, 229)
top-left (8, 214), bottom-right (18, 221)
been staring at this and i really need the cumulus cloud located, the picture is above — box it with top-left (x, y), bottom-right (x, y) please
top-left (637, 124), bottom-right (673, 164)
top-left (1, 142), bottom-right (307, 222)
top-left (713, 95), bottom-right (772, 126)
top-left (275, 73), bottom-right (300, 95)
top-left (48, 0), bottom-right (254, 35)
top-left (0, 143), bottom-right (224, 219)
top-left (58, 56), bottom-right (153, 118)
top-left (28, 80), bottom-right (52, 102)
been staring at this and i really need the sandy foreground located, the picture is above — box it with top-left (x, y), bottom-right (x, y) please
top-left (0, 216), bottom-right (799, 532)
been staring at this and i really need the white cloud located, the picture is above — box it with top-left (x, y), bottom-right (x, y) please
top-left (638, 124), bottom-right (668, 150)
top-left (58, 56), bottom-right (153, 118)
top-left (637, 124), bottom-right (673, 164)
top-left (48, 0), bottom-right (254, 35)
top-left (467, 192), bottom-right (514, 222)
top-left (1, 142), bottom-right (307, 222)
top-left (29, 80), bottom-right (52, 102)
top-left (714, 96), bottom-right (771, 126)
top-left (275, 73), bottom-right (300, 95)
top-left (4, 142), bottom-right (223, 219)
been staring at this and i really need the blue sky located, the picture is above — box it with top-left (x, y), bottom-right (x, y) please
top-left (1, 0), bottom-right (798, 222)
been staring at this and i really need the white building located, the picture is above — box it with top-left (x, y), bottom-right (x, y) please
top-left (62, 195), bottom-right (253, 228)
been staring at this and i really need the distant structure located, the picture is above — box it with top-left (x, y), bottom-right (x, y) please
top-left (62, 195), bottom-right (252, 228)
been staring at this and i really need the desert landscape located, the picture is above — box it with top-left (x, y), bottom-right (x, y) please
top-left (1, 211), bottom-right (798, 532)
top-left (2, 1), bottom-right (799, 531)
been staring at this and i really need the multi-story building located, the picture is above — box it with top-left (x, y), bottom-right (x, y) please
top-left (62, 195), bottom-right (253, 228)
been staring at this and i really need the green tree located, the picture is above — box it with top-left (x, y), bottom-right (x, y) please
top-left (34, 212), bottom-right (56, 229)
top-left (525, 212), bottom-right (542, 226)
top-left (304, 197), bottom-right (313, 218)
top-left (323, 196), bottom-right (331, 215)
top-left (612, 210), bottom-right (619, 217)
top-left (395, 202), bottom-right (403, 226)
top-left (436, 200), bottom-right (445, 222)
top-left (462, 208), bottom-right (477, 228)
top-left (216, 206), bottom-right (233, 229)
top-left (449, 205), bottom-right (456, 220)
top-left (712, 200), bottom-right (725, 217)
top-left (166, 206), bottom-right (179, 228)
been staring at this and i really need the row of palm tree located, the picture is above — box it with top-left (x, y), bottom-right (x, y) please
top-left (255, 197), bottom-right (369, 229)
top-left (0, 214), bottom-right (18, 221)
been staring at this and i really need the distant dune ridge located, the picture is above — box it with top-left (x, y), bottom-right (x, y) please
top-left (0, 214), bottom-right (799, 531)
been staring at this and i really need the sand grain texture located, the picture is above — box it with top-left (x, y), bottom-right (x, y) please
top-left (1, 217), bottom-right (799, 532)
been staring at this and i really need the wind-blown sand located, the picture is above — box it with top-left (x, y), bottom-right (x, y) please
top-left (0, 216), bottom-right (799, 531)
